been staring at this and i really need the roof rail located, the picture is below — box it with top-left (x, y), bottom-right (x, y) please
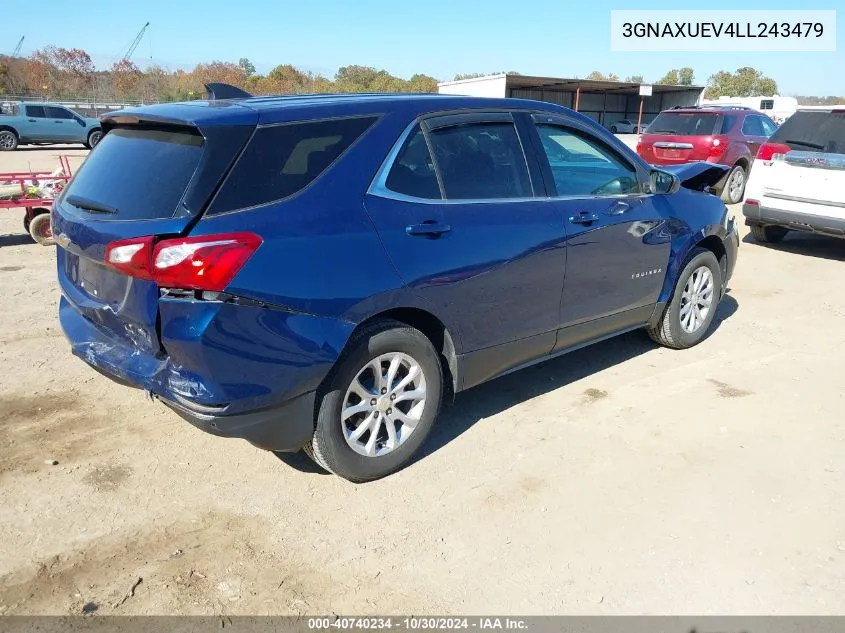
top-left (204, 83), bottom-right (253, 101)
top-left (670, 104), bottom-right (751, 111)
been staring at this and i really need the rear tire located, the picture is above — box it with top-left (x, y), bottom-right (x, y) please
top-left (28, 212), bottom-right (54, 246)
top-left (610, 126), bottom-right (618, 133)
top-left (305, 320), bottom-right (443, 482)
top-left (648, 247), bottom-right (722, 350)
top-left (0, 130), bottom-right (18, 151)
top-left (85, 130), bottom-right (102, 149)
top-left (720, 164), bottom-right (746, 204)
top-left (750, 224), bottom-right (788, 243)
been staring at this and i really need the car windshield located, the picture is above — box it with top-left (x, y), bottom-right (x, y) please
top-left (647, 112), bottom-right (720, 135)
top-left (770, 110), bottom-right (845, 154)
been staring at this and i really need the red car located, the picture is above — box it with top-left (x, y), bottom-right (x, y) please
top-left (637, 106), bottom-right (778, 204)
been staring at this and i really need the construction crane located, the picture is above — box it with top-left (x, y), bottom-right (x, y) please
top-left (123, 22), bottom-right (149, 61)
top-left (11, 36), bottom-right (24, 57)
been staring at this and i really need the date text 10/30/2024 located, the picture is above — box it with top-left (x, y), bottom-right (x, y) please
top-left (308, 618), bottom-right (528, 630)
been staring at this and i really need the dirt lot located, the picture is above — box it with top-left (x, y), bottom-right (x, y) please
top-left (1, 146), bottom-right (845, 616)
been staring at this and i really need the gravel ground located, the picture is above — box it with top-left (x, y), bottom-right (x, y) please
top-left (1, 146), bottom-right (844, 616)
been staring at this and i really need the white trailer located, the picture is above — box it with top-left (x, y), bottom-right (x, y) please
top-left (700, 95), bottom-right (798, 123)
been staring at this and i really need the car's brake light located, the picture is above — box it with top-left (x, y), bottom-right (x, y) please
top-left (104, 232), bottom-right (262, 291)
top-left (757, 142), bottom-right (791, 161)
top-left (745, 199), bottom-right (759, 206)
top-left (709, 136), bottom-right (728, 157)
top-left (105, 236), bottom-right (155, 280)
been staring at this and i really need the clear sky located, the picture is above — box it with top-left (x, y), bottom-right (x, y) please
top-left (4, 0), bottom-right (843, 95)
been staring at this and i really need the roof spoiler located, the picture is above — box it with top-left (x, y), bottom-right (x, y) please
top-left (204, 82), bottom-right (253, 101)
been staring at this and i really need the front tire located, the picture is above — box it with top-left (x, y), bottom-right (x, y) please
top-left (720, 164), bottom-right (746, 204)
top-left (610, 126), bottom-right (618, 133)
top-left (0, 130), bottom-right (18, 151)
top-left (648, 247), bottom-right (722, 350)
top-left (750, 224), bottom-right (788, 243)
top-left (305, 320), bottom-right (443, 482)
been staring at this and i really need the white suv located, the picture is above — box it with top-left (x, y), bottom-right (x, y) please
top-left (743, 108), bottom-right (845, 243)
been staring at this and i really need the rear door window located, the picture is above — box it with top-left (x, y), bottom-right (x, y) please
top-left (25, 105), bottom-right (47, 118)
top-left (741, 116), bottom-right (764, 136)
top-left (647, 112), bottom-right (720, 135)
top-left (60, 127), bottom-right (204, 220)
top-left (769, 111), bottom-right (845, 154)
top-left (426, 122), bottom-right (532, 199)
top-left (209, 116), bottom-right (378, 213)
top-left (385, 126), bottom-right (441, 199)
top-left (46, 106), bottom-right (75, 120)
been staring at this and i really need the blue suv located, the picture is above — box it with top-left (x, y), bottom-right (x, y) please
top-left (53, 88), bottom-right (738, 482)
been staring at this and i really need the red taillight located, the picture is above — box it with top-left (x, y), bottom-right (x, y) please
top-left (105, 236), bottom-right (155, 280)
top-left (104, 232), bottom-right (262, 292)
top-left (708, 136), bottom-right (728, 157)
top-left (757, 142), bottom-right (791, 161)
top-left (745, 199), bottom-right (759, 206)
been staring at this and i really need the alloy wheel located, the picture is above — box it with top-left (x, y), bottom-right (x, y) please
top-left (0, 132), bottom-right (16, 150)
top-left (341, 352), bottom-right (427, 457)
top-left (679, 266), bottom-right (714, 333)
top-left (728, 167), bottom-right (745, 202)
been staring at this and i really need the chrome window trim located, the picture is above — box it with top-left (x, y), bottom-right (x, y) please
top-left (369, 112), bottom-right (535, 204)
top-left (368, 109), bottom-right (657, 205)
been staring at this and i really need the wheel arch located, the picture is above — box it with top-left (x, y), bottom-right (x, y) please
top-left (659, 224), bottom-right (730, 305)
top-left (344, 307), bottom-right (459, 403)
top-left (0, 125), bottom-right (19, 136)
top-left (695, 234), bottom-right (728, 286)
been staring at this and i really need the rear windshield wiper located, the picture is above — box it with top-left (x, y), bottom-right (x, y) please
top-left (650, 129), bottom-right (677, 134)
top-left (65, 195), bottom-right (119, 215)
top-left (784, 139), bottom-right (825, 150)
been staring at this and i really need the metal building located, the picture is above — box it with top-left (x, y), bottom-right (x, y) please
top-left (438, 74), bottom-right (705, 129)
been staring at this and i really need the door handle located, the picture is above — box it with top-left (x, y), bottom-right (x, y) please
top-left (54, 121), bottom-right (63, 124)
top-left (406, 221), bottom-right (451, 237)
top-left (605, 201), bottom-right (631, 216)
top-left (569, 212), bottom-right (600, 226)
top-left (28, 118), bottom-right (37, 122)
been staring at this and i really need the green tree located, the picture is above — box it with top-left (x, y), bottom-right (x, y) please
top-left (335, 65), bottom-right (381, 91)
top-left (408, 73), bottom-right (438, 93)
top-left (625, 74), bottom-right (645, 83)
top-left (453, 72), bottom-right (487, 81)
top-left (658, 67), bottom-right (694, 85)
top-left (238, 58), bottom-right (256, 77)
top-left (586, 71), bottom-right (619, 81)
top-left (705, 67), bottom-right (777, 98)
top-left (678, 67), bottom-right (694, 85)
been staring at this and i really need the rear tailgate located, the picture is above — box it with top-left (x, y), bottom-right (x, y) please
top-left (53, 112), bottom-right (257, 355)
top-left (759, 153), bottom-right (845, 216)
top-left (640, 111), bottom-right (722, 163)
top-left (755, 110), bottom-right (845, 215)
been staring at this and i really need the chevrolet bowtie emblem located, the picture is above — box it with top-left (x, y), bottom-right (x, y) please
top-left (55, 233), bottom-right (72, 249)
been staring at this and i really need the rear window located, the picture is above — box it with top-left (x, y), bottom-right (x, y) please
top-left (25, 105), bottom-right (46, 118)
top-left (770, 111), bottom-right (845, 154)
top-left (61, 127), bottom-right (204, 220)
top-left (209, 116), bottom-right (378, 213)
top-left (647, 112), bottom-right (720, 136)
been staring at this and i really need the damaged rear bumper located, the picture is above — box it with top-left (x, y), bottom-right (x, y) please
top-left (59, 294), bottom-right (353, 452)
top-left (157, 390), bottom-right (315, 452)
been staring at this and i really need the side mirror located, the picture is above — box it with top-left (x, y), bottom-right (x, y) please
top-left (650, 169), bottom-right (680, 195)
